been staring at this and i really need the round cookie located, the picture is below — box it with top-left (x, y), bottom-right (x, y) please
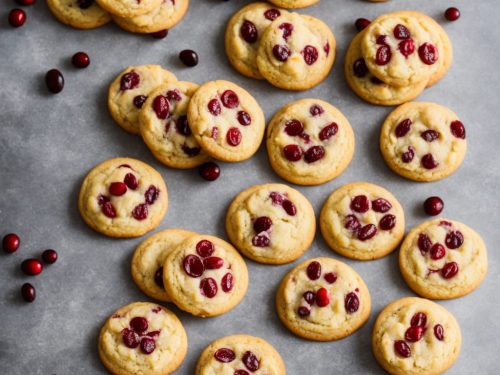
top-left (195, 334), bottom-right (286, 375)
top-left (139, 81), bottom-right (210, 169)
top-left (372, 297), bottom-right (461, 375)
top-left (320, 182), bottom-right (405, 260)
top-left (108, 65), bottom-right (177, 135)
top-left (276, 257), bottom-right (371, 341)
top-left (163, 234), bottom-right (248, 317)
top-left (96, 0), bottom-right (162, 18)
top-left (268, 0), bottom-right (320, 8)
top-left (225, 183), bottom-right (316, 265)
top-left (399, 219), bottom-right (488, 300)
top-left (187, 80), bottom-right (265, 162)
top-left (131, 229), bottom-right (196, 302)
top-left (266, 99), bottom-right (354, 185)
top-left (98, 302), bottom-right (187, 375)
top-left (256, 12), bottom-right (335, 90)
top-left (78, 158), bottom-right (168, 238)
top-left (112, 0), bottom-right (189, 33)
top-left (47, 0), bottom-right (111, 29)
top-left (225, 2), bottom-right (288, 79)
top-left (380, 102), bottom-right (467, 182)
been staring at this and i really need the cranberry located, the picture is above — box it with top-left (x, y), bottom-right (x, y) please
top-left (199, 162), bottom-right (220, 181)
top-left (401, 146), bottom-right (415, 163)
top-left (175, 115), bottom-right (191, 136)
top-left (310, 104), bottom-right (324, 116)
top-left (319, 123), bottom-right (338, 141)
top-left (182, 145), bottom-right (201, 157)
top-left (358, 224), bottom-right (377, 241)
top-left (421, 154), bottom-right (438, 169)
top-left (316, 287), bottom-right (330, 307)
top-left (445, 231), bottom-right (464, 249)
top-left (214, 348), bottom-right (236, 363)
top-left (350, 195), bottom-right (370, 213)
top-left (109, 182), bottom-right (127, 196)
top-left (270, 192), bottom-right (284, 205)
top-left (298, 306), bottom-right (311, 317)
top-left (405, 326), bottom-right (424, 342)
top-left (445, 7), bottom-right (460, 21)
top-left (278, 22), bottom-right (293, 40)
top-left (417, 233), bottom-right (432, 255)
top-left (207, 99), bottom-right (221, 116)
top-left (421, 130), bottom-right (439, 142)
top-left (395, 119), bottom-right (412, 137)
top-left (393, 24), bottom-right (411, 39)
top-left (284, 119), bottom-right (304, 136)
top-left (196, 240), bottom-right (215, 257)
top-left (283, 145), bottom-right (302, 161)
top-left (306, 261), bottom-right (321, 280)
top-left (45, 69), bottom-right (64, 94)
top-left (411, 312), bottom-right (427, 327)
top-left (242, 351), bottom-right (260, 372)
top-left (376, 35), bottom-right (388, 45)
top-left (371, 76), bottom-right (384, 84)
top-left (372, 198), bottom-right (392, 213)
top-left (303, 291), bottom-right (316, 305)
top-left (3, 233), bottom-right (20, 253)
top-left (21, 283), bottom-right (36, 302)
top-left (237, 111), bottom-right (251, 126)
top-left (226, 128), bottom-right (242, 146)
top-left (423, 196), bottom-right (444, 216)
top-left (132, 203), bottom-right (148, 220)
top-left (429, 243), bottom-right (446, 260)
top-left (130, 317), bottom-right (148, 333)
top-left (353, 58), bottom-right (368, 78)
top-left (221, 272), bottom-right (234, 292)
top-left (200, 277), bottom-right (218, 298)
top-left (272, 45), bottom-right (291, 62)
top-left (166, 90), bottom-right (182, 102)
top-left (324, 42), bottom-right (330, 55)
top-left (203, 256), bottom-right (224, 269)
top-left (344, 215), bottom-right (361, 231)
top-left (152, 95), bottom-right (169, 119)
top-left (264, 8), bottom-right (280, 21)
top-left (253, 216), bottom-right (272, 233)
top-left (8, 9), bottom-right (26, 27)
top-left (398, 39), bottom-right (415, 58)
top-left (16, 0), bottom-right (36, 4)
top-left (151, 29), bottom-right (168, 39)
top-left (77, 0), bottom-right (93, 9)
top-left (282, 199), bottom-right (297, 216)
top-left (221, 90), bottom-right (239, 108)
top-left (434, 324), bottom-right (445, 340)
top-left (301, 45), bottom-right (318, 65)
top-left (345, 292), bottom-right (360, 313)
top-left (252, 233), bottom-right (270, 247)
top-left (394, 340), bottom-right (411, 358)
top-left (42, 249), bottom-right (58, 264)
top-left (183, 255), bottom-right (204, 277)
top-left (304, 146), bottom-right (325, 163)
top-left (21, 259), bottom-right (43, 276)
top-left (441, 262), bottom-right (459, 279)
top-left (179, 49), bottom-right (198, 67)
top-left (418, 43), bottom-right (438, 65)
top-left (120, 71), bottom-right (140, 90)
top-left (124, 173), bottom-right (138, 190)
top-left (101, 201), bottom-right (117, 218)
top-left (379, 214), bottom-right (396, 231)
top-left (240, 20), bottom-right (258, 44)
top-left (355, 18), bottom-right (371, 31)
top-left (154, 267), bottom-right (164, 288)
top-left (450, 120), bottom-right (466, 139)
top-left (122, 328), bottom-right (140, 348)
top-left (140, 337), bottom-right (156, 354)
top-left (375, 45), bottom-right (392, 65)
top-left (145, 185), bottom-right (159, 204)
top-left (324, 272), bottom-right (337, 284)
top-left (133, 95), bottom-right (147, 109)
top-left (72, 52), bottom-right (90, 68)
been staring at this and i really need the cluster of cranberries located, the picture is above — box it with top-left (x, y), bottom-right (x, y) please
top-left (45, 51), bottom-right (90, 94)
top-left (214, 347), bottom-right (260, 374)
top-left (117, 312), bottom-right (161, 354)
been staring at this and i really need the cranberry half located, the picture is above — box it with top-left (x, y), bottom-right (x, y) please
top-left (3, 233), bottom-right (20, 253)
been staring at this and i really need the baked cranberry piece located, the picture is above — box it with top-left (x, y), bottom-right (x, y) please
top-left (207, 99), bottom-right (221, 116)
top-left (372, 198), bottom-right (392, 213)
top-left (345, 292), bottom-right (360, 313)
top-left (199, 162), bottom-right (221, 181)
top-left (304, 146), bottom-right (325, 163)
top-left (264, 8), bottom-right (281, 21)
top-left (405, 326), bottom-right (424, 342)
top-left (417, 233), bottom-right (432, 255)
top-left (120, 71), bottom-right (140, 90)
top-left (401, 146), bottom-right (415, 163)
top-left (252, 233), bottom-right (270, 247)
top-left (376, 35), bottom-right (388, 45)
top-left (445, 231), bottom-right (464, 249)
top-left (140, 337), bottom-right (156, 354)
top-left (319, 123), bottom-right (338, 141)
top-left (200, 277), bottom-right (218, 298)
top-left (132, 203), bottom-right (148, 220)
top-left (316, 288), bottom-right (330, 307)
top-left (242, 351), bottom-right (260, 372)
top-left (175, 115), bottom-right (191, 136)
top-left (421, 154), bottom-right (438, 169)
top-left (324, 272), bottom-right (337, 284)
top-left (445, 7), bottom-right (460, 21)
top-left (183, 255), bottom-right (205, 277)
top-left (8, 9), bottom-right (26, 27)
top-left (410, 312), bottom-right (427, 327)
top-left (124, 173), bottom-right (138, 190)
top-left (133, 95), bottom-right (147, 109)
top-left (284, 119), bottom-right (304, 136)
top-left (221, 90), bottom-right (239, 108)
top-left (429, 243), bottom-right (446, 260)
top-left (395, 119), bottom-right (412, 137)
top-left (254, 216), bottom-right (272, 233)
top-left (109, 182), bottom-right (127, 196)
top-left (154, 267), bottom-right (164, 288)
top-left (21, 283), bottom-right (36, 302)
top-left (423, 196), bottom-right (444, 216)
top-left (306, 261), bottom-right (321, 280)
top-left (350, 195), bottom-right (370, 213)
top-left (226, 127), bottom-right (242, 146)
top-left (221, 273), bottom-right (234, 292)
top-left (355, 18), bottom-right (371, 31)
top-left (240, 20), bottom-right (258, 43)
top-left (273, 45), bottom-right (291, 62)
top-left (298, 306), bottom-right (310, 317)
top-left (421, 130), bottom-right (439, 142)
top-left (122, 328), bottom-right (140, 348)
top-left (441, 262), bottom-right (459, 279)
top-left (283, 145), bottom-right (302, 161)
top-left (375, 45), bottom-right (392, 65)
top-left (353, 58), bottom-right (368, 78)
top-left (282, 199), bottom-right (297, 216)
top-left (77, 0), bottom-right (93, 9)
top-left (152, 95), bottom-right (169, 119)
top-left (310, 104), bottom-right (324, 116)
top-left (101, 201), bottom-right (117, 218)
top-left (358, 224), bottom-right (377, 241)
top-left (379, 214), bottom-right (396, 230)
top-left (151, 29), bottom-right (168, 39)
top-left (214, 348), bottom-right (236, 363)
top-left (434, 324), bottom-right (445, 340)
top-left (270, 192), bottom-right (284, 205)
top-left (394, 340), bottom-right (411, 358)
top-left (3, 233), bottom-right (20, 253)
top-left (130, 317), bottom-right (148, 333)
top-left (393, 24), bottom-right (411, 39)
top-left (237, 111), bottom-right (251, 126)
top-left (196, 240), bottom-right (215, 257)
top-left (301, 45), bottom-right (318, 65)
top-left (303, 291), bottom-right (316, 305)
top-left (203, 256), bottom-right (224, 269)
top-left (450, 120), bottom-right (466, 139)
top-left (398, 39), bottom-right (415, 58)
top-left (21, 259), bottom-right (43, 276)
top-left (418, 43), bottom-right (438, 65)
top-left (344, 215), bottom-right (361, 231)
top-left (278, 22), bottom-right (293, 40)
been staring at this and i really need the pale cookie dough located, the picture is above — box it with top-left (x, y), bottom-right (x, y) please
top-left (96, 0), bottom-right (162, 18)
top-left (47, 0), bottom-right (111, 29)
top-left (268, 0), bottom-right (320, 8)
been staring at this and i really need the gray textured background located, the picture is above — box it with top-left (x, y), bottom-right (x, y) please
top-left (1, 0), bottom-right (499, 374)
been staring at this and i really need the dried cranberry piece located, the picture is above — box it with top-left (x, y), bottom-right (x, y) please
top-left (434, 324), bottom-right (445, 340)
top-left (253, 216), bottom-right (272, 233)
top-left (375, 45), bottom-right (392, 65)
top-left (252, 233), bottom-right (270, 247)
top-left (395, 119), bottom-right (412, 137)
top-left (394, 340), bottom-right (411, 358)
top-left (226, 128), bottom-right (242, 146)
top-left (196, 240), bottom-right (215, 257)
top-left (405, 326), bottom-right (424, 342)
top-left (130, 317), bottom-right (148, 333)
top-left (393, 24), bottom-right (411, 39)
top-left (303, 291), bottom-right (316, 305)
top-left (214, 348), bottom-right (236, 363)
top-left (304, 146), bottom-right (325, 163)
top-left (411, 312), bottom-right (427, 327)
top-left (273, 45), bottom-right (291, 62)
top-left (319, 123), bottom-right (338, 141)
top-left (182, 144), bottom-right (201, 157)
top-left (441, 262), bottom-right (459, 279)
top-left (445, 231), bottom-right (464, 249)
top-left (301, 45), bottom-right (319, 65)
top-left (140, 337), bottom-right (156, 354)
top-left (282, 199), bottom-right (297, 216)
top-left (200, 277), bottom-right (218, 298)
top-left (430, 243), bottom-right (446, 260)
top-left (450, 120), bottom-right (466, 139)
top-left (109, 182), bottom-right (127, 196)
top-left (372, 198), bottom-right (392, 213)
top-left (283, 145), bottom-right (302, 161)
top-left (379, 214), bottom-right (396, 230)
top-left (208, 99), bottom-right (221, 116)
top-left (345, 292), bottom-right (359, 313)
top-left (278, 22), bottom-right (293, 40)
top-left (306, 261), bottom-right (321, 280)
top-left (240, 20), bottom-right (258, 43)
top-left (324, 272), bottom-right (337, 284)
top-left (310, 104), bottom-right (324, 116)
top-left (270, 192), bottom-right (284, 205)
top-left (221, 273), bottom-right (234, 292)
top-left (152, 95), bottom-right (169, 119)
top-left (102, 201), bottom-right (116, 218)
top-left (133, 95), bottom-right (147, 109)
top-left (122, 328), bottom-right (140, 348)
top-left (344, 215), bottom-right (361, 231)
top-left (237, 111), bottom-right (251, 126)
top-left (145, 185), bottom-right (159, 205)
top-left (350, 195), bottom-right (370, 213)
top-left (417, 233), bottom-right (432, 255)
top-left (418, 43), bottom-right (438, 65)
top-left (242, 351), bottom-right (260, 372)
top-left (421, 154), bottom-right (438, 169)
top-left (221, 90), bottom-right (239, 109)
top-left (264, 9), bottom-right (281, 21)
top-left (284, 119), bottom-right (304, 136)
top-left (166, 89), bottom-right (182, 102)
top-left (402, 146), bottom-right (415, 163)
top-left (353, 58), bottom-right (368, 78)
top-left (298, 306), bottom-right (310, 317)
top-left (358, 224), bottom-right (377, 241)
top-left (154, 267), bottom-right (164, 288)
top-left (175, 115), bottom-right (191, 136)
top-left (132, 203), bottom-right (148, 220)
top-left (183, 254), bottom-right (205, 277)
top-left (120, 71), bottom-right (140, 90)
top-left (376, 35), bottom-right (388, 45)
top-left (398, 39), bottom-right (415, 58)
top-left (203, 257), bottom-right (224, 269)
top-left (421, 129), bottom-right (439, 142)
top-left (124, 173), bottom-right (138, 190)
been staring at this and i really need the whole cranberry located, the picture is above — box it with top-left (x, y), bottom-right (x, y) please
top-left (72, 52), bottom-right (90, 68)
top-left (445, 7), bottom-right (460, 21)
top-left (8, 9), bottom-right (26, 27)
top-left (179, 50), bottom-right (198, 67)
top-left (21, 259), bottom-right (43, 276)
top-left (45, 69), bottom-right (64, 93)
top-left (3, 233), bottom-right (20, 253)
top-left (423, 196), bottom-right (444, 216)
top-left (21, 283), bottom-right (36, 302)
top-left (42, 249), bottom-right (58, 264)
top-left (199, 162), bottom-right (220, 181)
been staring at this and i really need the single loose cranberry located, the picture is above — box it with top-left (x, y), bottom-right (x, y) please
top-left (434, 324), bottom-right (445, 340)
top-left (405, 326), bottom-right (424, 342)
top-left (304, 146), bottom-right (325, 163)
top-left (372, 198), bottom-right (392, 213)
top-left (42, 249), bottom-right (58, 264)
top-left (345, 292), bottom-right (360, 313)
top-left (430, 243), bottom-right (446, 260)
top-left (132, 203), bottom-right (148, 220)
top-left (208, 99), bottom-right (221, 116)
top-left (183, 255), bottom-right (205, 277)
top-left (237, 111), bottom-right (251, 126)
top-left (319, 123), bottom-right (338, 141)
top-left (421, 130), bottom-right (439, 142)
top-left (445, 7), bottom-right (460, 21)
top-left (145, 185), bottom-right (159, 205)
top-left (21, 283), bottom-right (36, 302)
top-left (445, 231), bottom-right (464, 249)
top-left (393, 24), bottom-right (411, 39)
top-left (154, 267), bottom-right (164, 288)
top-left (77, 0), bottom-right (93, 9)
top-left (418, 43), bottom-right (438, 65)
top-left (441, 262), bottom-right (459, 279)
top-left (298, 306), bottom-right (310, 317)
top-left (375, 45), bottom-right (392, 65)
top-left (303, 291), bottom-right (316, 305)
top-left (45, 69), bottom-right (64, 93)
top-left (152, 95), bottom-right (169, 119)
top-left (200, 277), bottom-right (218, 298)
top-left (355, 18), bottom-right (371, 31)
top-left (264, 8), bottom-right (280, 21)
top-left (199, 162), bottom-right (220, 181)
top-left (411, 312), bottom-right (427, 327)
top-left (124, 173), bottom-right (138, 190)
top-left (424, 196), bottom-right (444, 216)
top-left (214, 348), bottom-right (236, 363)
top-left (402, 146), bottom-right (415, 163)
top-left (394, 340), bottom-right (411, 358)
top-left (358, 224), bottom-right (377, 241)
top-left (151, 29), bottom-right (168, 39)
top-left (284, 119), bottom-right (304, 136)
top-left (350, 195), bottom-right (370, 213)
top-left (179, 49), bottom-right (198, 67)
top-left (252, 233), bottom-right (270, 247)
top-left (3, 233), bottom-right (20, 253)
top-left (450, 120), bottom-right (466, 139)
top-left (196, 240), bottom-right (215, 257)
top-left (8, 9), bottom-right (26, 27)
top-left (120, 71), bottom-right (140, 90)
top-left (240, 20), bottom-right (258, 43)
top-left (140, 337), bottom-right (156, 354)
top-left (272, 44), bottom-right (291, 61)
top-left (418, 233), bottom-right (432, 255)
top-left (133, 95), bottom-right (147, 109)
top-left (310, 104), bottom-right (324, 116)
top-left (221, 272), bottom-right (234, 292)
top-left (72, 52), bottom-right (90, 68)
top-left (353, 58), bottom-right (368, 78)
top-left (221, 90), bottom-right (239, 108)
top-left (398, 39), bottom-right (415, 58)
top-left (21, 259), bottom-right (43, 276)
top-left (226, 127), bottom-right (242, 146)
top-left (203, 256), bottom-right (224, 269)
top-left (324, 272), bottom-right (337, 284)
top-left (254, 216), bottom-right (272, 233)
top-left (306, 261), bottom-right (321, 280)
top-left (278, 22), bottom-right (293, 40)
top-left (242, 351), bottom-right (260, 372)
top-left (282, 199), bottom-right (297, 216)
top-left (395, 119), bottom-right (412, 137)
top-left (175, 115), bottom-right (191, 136)
top-left (421, 153), bottom-right (438, 169)
top-left (16, 0), bottom-right (36, 5)
top-left (109, 182), bottom-right (127, 196)
top-left (122, 328), bottom-right (140, 348)
top-left (344, 215), bottom-right (361, 231)
top-left (101, 201), bottom-right (117, 218)
top-left (130, 317), bottom-right (148, 333)
top-left (283, 144), bottom-right (302, 161)
top-left (301, 45), bottom-right (318, 65)
top-left (316, 287), bottom-right (330, 307)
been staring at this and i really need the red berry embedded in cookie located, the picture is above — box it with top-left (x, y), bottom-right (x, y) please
top-left (418, 43), bottom-right (438, 65)
top-left (77, 0), bottom-right (93, 9)
top-left (284, 119), bottom-right (304, 136)
top-left (434, 324), bottom-right (445, 340)
top-left (21, 259), bottom-right (43, 276)
top-left (344, 215), bottom-right (361, 231)
top-left (221, 273), bottom-right (234, 292)
top-left (221, 90), bottom-right (239, 108)
top-left (353, 58), bottom-right (369, 78)
top-left (394, 340), bottom-right (411, 358)
top-left (252, 233), bottom-right (270, 247)
top-left (310, 104), bottom-right (324, 116)
top-left (199, 162), bottom-right (221, 181)
top-left (398, 39), bottom-right (415, 58)
top-left (140, 337), bottom-right (156, 354)
top-left (450, 120), bottom-right (466, 139)
top-left (132, 203), bottom-right (148, 220)
top-left (21, 283), bottom-right (36, 302)
top-left (45, 69), bottom-right (64, 94)
top-left (379, 214), bottom-right (396, 231)
top-left (319, 123), bottom-right (338, 141)
top-left (145, 185), bottom-right (159, 205)
top-left (278, 22), bottom-right (294, 40)
top-left (120, 71), bottom-right (140, 91)
top-left (214, 348), bottom-right (236, 363)
top-left (42, 249), bottom-right (58, 264)
top-left (3, 233), bottom-right (20, 253)
top-left (101, 201), bottom-right (117, 218)
top-left (272, 45), bottom-right (291, 62)
top-left (393, 24), bottom-right (411, 40)
top-left (445, 231), bottom-right (464, 249)
top-left (405, 326), bottom-right (424, 342)
top-left (304, 146), bottom-right (325, 163)
top-left (372, 198), bottom-right (392, 213)
top-left (242, 351), bottom-right (260, 372)
top-left (324, 272), bottom-right (337, 284)
top-left (253, 216), bottom-right (272, 233)
top-left (429, 243), bottom-right (446, 260)
top-left (179, 50), bottom-right (198, 67)
top-left (445, 7), bottom-right (460, 21)
top-left (376, 35), bottom-right (388, 45)
top-left (324, 42), bottom-right (330, 56)
top-left (72, 52), bottom-right (90, 68)
top-left (358, 224), bottom-right (377, 241)
top-left (208, 99), bottom-right (221, 116)
top-left (306, 261), bottom-right (321, 280)
top-left (298, 306), bottom-right (311, 317)
top-left (183, 255), bottom-right (205, 277)
top-left (200, 277), bottom-right (218, 298)
top-left (175, 115), bottom-right (191, 136)
top-left (109, 182), bottom-right (127, 196)
top-left (151, 29), bottom-right (168, 39)
top-left (8, 9), bottom-right (26, 27)
top-left (196, 240), bottom-right (215, 257)
top-left (122, 328), bottom-right (140, 348)
top-left (283, 144), bottom-right (302, 161)
top-left (133, 95), bottom-right (147, 109)
top-left (441, 262), bottom-right (459, 279)
top-left (421, 153), bottom-right (438, 169)
top-left (264, 8), bottom-right (281, 21)
top-left (282, 199), bottom-right (297, 216)
top-left (240, 20), bottom-right (258, 44)
top-left (315, 287), bottom-right (330, 307)
top-left (203, 256), bottom-right (224, 270)
top-left (410, 312), bottom-right (427, 327)
top-left (401, 146), bottom-right (415, 163)
top-left (418, 233), bottom-right (432, 255)
top-left (226, 127), bottom-right (242, 146)
top-left (270, 192), bottom-right (284, 205)
top-left (154, 267), bottom-right (164, 288)
top-left (355, 18), bottom-right (371, 31)
top-left (345, 292), bottom-right (360, 313)
top-left (421, 130), bottom-right (439, 142)
top-left (303, 291), bottom-right (316, 305)
top-left (423, 196), bottom-right (444, 216)
top-left (124, 173), bottom-right (138, 190)
top-left (301, 45), bottom-right (319, 65)
top-left (130, 317), bottom-right (148, 333)
top-left (351, 195), bottom-right (370, 213)
top-left (152, 95), bottom-right (170, 119)
top-left (375, 45), bottom-right (392, 65)
top-left (237, 111), bottom-right (251, 126)
top-left (395, 119), bottom-right (412, 137)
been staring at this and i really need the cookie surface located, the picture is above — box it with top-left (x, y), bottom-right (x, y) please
top-left (320, 182), bottom-right (405, 260)
top-left (195, 334), bottom-right (286, 375)
top-left (268, 0), bottom-right (320, 8)
top-left (256, 12), bottom-right (335, 90)
top-left (187, 80), bottom-right (265, 162)
top-left (108, 65), bottom-right (177, 135)
top-left (131, 229), bottom-right (196, 302)
top-left (98, 302), bottom-right (187, 375)
top-left (399, 219), bottom-right (488, 299)
top-left (266, 99), bottom-right (354, 185)
top-left (163, 234), bottom-right (248, 317)
top-left (380, 102), bottom-right (467, 182)
top-left (47, 0), bottom-right (111, 29)
top-left (372, 297), bottom-right (461, 375)
top-left (96, 0), bottom-right (161, 17)
top-left (139, 81), bottom-right (210, 169)
top-left (276, 257), bottom-right (371, 341)
top-left (226, 183), bottom-right (316, 265)
top-left (78, 158), bottom-right (168, 238)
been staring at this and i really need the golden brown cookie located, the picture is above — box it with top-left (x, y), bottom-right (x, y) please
top-left (47, 0), bottom-right (111, 29)
top-left (96, 0), bottom-right (162, 18)
top-left (268, 0), bottom-right (320, 8)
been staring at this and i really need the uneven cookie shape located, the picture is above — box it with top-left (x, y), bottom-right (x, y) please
top-left (399, 219), bottom-right (488, 299)
top-left (320, 182), bottom-right (405, 260)
top-left (268, 0), bottom-right (320, 9)
top-left (372, 297), bottom-right (461, 375)
top-left (47, 0), bottom-right (111, 29)
top-left (266, 99), bottom-right (354, 185)
top-left (99, 302), bottom-right (187, 375)
top-left (380, 102), bottom-right (467, 182)
top-left (163, 235), bottom-right (248, 317)
top-left (78, 158), bottom-right (168, 238)
top-left (256, 12), bottom-right (335, 90)
top-left (187, 80), bottom-right (265, 162)
top-left (195, 334), bottom-right (286, 375)
top-left (96, 0), bottom-right (162, 18)
top-left (276, 257), bottom-right (371, 341)
top-left (226, 183), bottom-right (315, 265)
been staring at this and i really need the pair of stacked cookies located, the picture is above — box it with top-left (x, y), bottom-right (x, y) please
top-left (345, 10), bottom-right (452, 105)
top-left (225, 2), bottom-right (336, 90)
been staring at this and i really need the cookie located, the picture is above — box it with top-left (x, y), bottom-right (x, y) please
top-left (256, 12), bottom-right (335, 90)
top-left (78, 158), bottom-right (168, 238)
top-left (266, 99), bottom-right (354, 185)
top-left (195, 334), bottom-right (286, 375)
top-left (399, 219), bottom-right (488, 300)
top-left (225, 183), bottom-right (315, 265)
top-left (139, 81), bottom-right (210, 169)
top-left (131, 229), bottom-right (196, 302)
top-left (225, 2), bottom-right (288, 79)
top-left (47, 0), bottom-right (111, 29)
top-left (98, 302), bottom-right (187, 375)
top-left (108, 65), bottom-right (177, 135)
top-left (372, 297), bottom-right (461, 375)
top-left (187, 80), bottom-right (265, 162)
top-left (96, 0), bottom-right (162, 18)
top-left (276, 257), bottom-right (371, 341)
top-left (267, 0), bottom-right (320, 8)
top-left (380, 102), bottom-right (467, 182)
top-left (163, 234), bottom-right (248, 317)
top-left (320, 182), bottom-right (405, 260)
top-left (112, 0), bottom-right (189, 34)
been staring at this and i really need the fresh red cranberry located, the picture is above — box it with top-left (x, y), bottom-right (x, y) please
top-left (350, 195), bottom-right (370, 213)
top-left (375, 45), bottom-right (392, 65)
top-left (423, 196), bottom-right (444, 216)
top-left (237, 111), bottom-right (251, 126)
top-left (353, 58), bottom-right (368, 78)
top-left (252, 233), bottom-right (270, 247)
top-left (240, 20), bottom-right (258, 43)
top-left (152, 95), bottom-right (169, 119)
top-left (41, 249), bottom-right (58, 264)
top-left (221, 272), bottom-right (233, 293)
top-left (441, 262), bottom-right (459, 279)
top-left (283, 144), bottom-right (302, 161)
top-left (395, 119), bottom-right (412, 137)
top-left (434, 324), bottom-right (445, 340)
top-left (175, 115), bottom-right (191, 136)
top-left (278, 22), bottom-right (293, 40)
top-left (284, 119), bottom-right (304, 136)
top-left (379, 214), bottom-right (396, 231)
top-left (411, 312), bottom-right (427, 327)
top-left (226, 127), bottom-right (242, 146)
top-left (214, 348), bottom-right (236, 363)
top-left (140, 337), bottom-right (156, 354)
top-left (154, 267), bottom-right (164, 288)
top-left (221, 90), bottom-right (239, 108)
top-left (120, 71), bottom-right (140, 90)
top-left (376, 35), bottom-right (388, 45)
top-left (421, 130), bottom-right (439, 142)
top-left (132, 203), bottom-right (148, 220)
top-left (166, 89), bottom-right (182, 102)
top-left (402, 146), bottom-right (415, 163)
top-left (282, 199), bottom-right (297, 216)
top-left (16, 0), bottom-right (36, 5)
top-left (101, 201), bottom-right (117, 218)
top-left (77, 0), bottom-right (93, 9)
top-left (124, 173), bottom-right (138, 190)
top-left (405, 326), bottom-right (424, 342)
top-left (21, 283), bottom-right (36, 302)
top-left (418, 43), bottom-right (438, 65)
top-left (394, 340), bottom-right (411, 358)
top-left (21, 259), bottom-right (43, 276)
top-left (355, 18), bottom-right (371, 31)
top-left (151, 29), bottom-right (168, 39)
top-left (304, 146), bottom-right (325, 163)
top-left (3, 233), bottom-right (20, 253)
top-left (421, 154), bottom-right (438, 169)
top-left (344, 215), bottom-right (361, 231)
top-left (306, 261), bottom-right (321, 280)
top-left (272, 45), bottom-right (291, 61)
top-left (196, 240), bottom-right (215, 257)
top-left (242, 351), bottom-right (260, 372)
top-left (179, 49), bottom-right (198, 67)
top-left (345, 292), bottom-right (359, 313)
top-left (72, 52), bottom-right (90, 68)
top-left (393, 24), bottom-right (411, 39)
top-left (445, 231), bottom-right (464, 249)
top-left (418, 233), bottom-right (432, 255)
top-left (316, 287), bottom-right (330, 307)
top-left (109, 182), bottom-right (127, 196)
top-left (319, 123), bottom-right (338, 141)
top-left (298, 306), bottom-right (310, 317)
top-left (398, 39), bottom-right (415, 58)
top-left (122, 328), bottom-right (140, 348)
top-left (130, 317), bottom-right (148, 333)
top-left (145, 185), bottom-right (159, 205)
top-left (303, 291), bottom-right (316, 305)
top-left (264, 8), bottom-right (280, 21)
top-left (372, 198), bottom-right (392, 213)
top-left (270, 192), bottom-right (284, 205)
top-left (450, 120), bottom-right (465, 139)
top-left (310, 104), bottom-right (324, 116)
top-left (301, 45), bottom-right (318, 65)
top-left (45, 69), bottom-right (64, 93)
top-left (323, 272), bottom-right (337, 284)
top-left (8, 9), bottom-right (26, 27)
top-left (199, 162), bottom-right (220, 181)
top-left (358, 224), bottom-right (377, 241)
top-left (253, 216), bottom-right (272, 233)
top-left (200, 277), bottom-right (218, 298)
top-left (133, 95), bottom-right (147, 109)
top-left (203, 256), bottom-right (224, 269)
top-left (183, 255), bottom-right (205, 277)
top-left (429, 243), bottom-right (446, 260)
top-left (445, 7), bottom-right (460, 21)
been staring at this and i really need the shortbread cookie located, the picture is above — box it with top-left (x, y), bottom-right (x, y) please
top-left (399, 219), bottom-right (488, 299)
top-left (225, 2), bottom-right (288, 79)
top-left (108, 65), bottom-right (177, 135)
top-left (187, 80), bottom-right (265, 162)
top-left (47, 0), bottom-right (111, 29)
top-left (195, 334), bottom-right (286, 375)
top-left (163, 235), bottom-right (248, 317)
top-left (276, 257), bottom-right (371, 341)
top-left (78, 158), bottom-right (168, 238)
top-left (139, 81), bottom-right (210, 169)
top-left (226, 183), bottom-right (315, 265)
top-left (380, 102), bottom-right (467, 182)
top-left (256, 12), bottom-right (335, 90)
top-left (96, 0), bottom-right (162, 18)
top-left (372, 297), bottom-right (461, 375)
top-left (268, 0), bottom-right (320, 8)
top-left (131, 229), bottom-right (196, 302)
top-left (266, 99), bottom-right (354, 185)
top-left (98, 302), bottom-right (187, 375)
top-left (320, 182), bottom-right (405, 260)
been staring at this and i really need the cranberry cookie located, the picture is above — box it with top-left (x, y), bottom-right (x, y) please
top-left (372, 297), bottom-right (461, 375)
top-left (399, 219), bottom-right (488, 299)
top-left (163, 234), bottom-right (248, 317)
top-left (380, 102), bottom-right (467, 182)
top-left (195, 334), bottom-right (286, 375)
top-left (266, 99), bottom-right (354, 185)
top-left (276, 257), bottom-right (371, 341)
top-left (96, 0), bottom-right (161, 18)
top-left (78, 158), bottom-right (168, 238)
top-left (256, 12), bottom-right (335, 90)
top-left (98, 302), bottom-right (187, 375)
top-left (226, 183), bottom-right (315, 265)
top-left (268, 0), bottom-right (320, 8)
top-left (47, 0), bottom-right (111, 29)
top-left (187, 80), bottom-right (265, 162)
